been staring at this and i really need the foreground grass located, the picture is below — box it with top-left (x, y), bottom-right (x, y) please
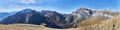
top-left (0, 24), bottom-right (79, 30)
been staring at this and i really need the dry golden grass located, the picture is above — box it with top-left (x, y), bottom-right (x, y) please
top-left (80, 17), bottom-right (105, 26)
top-left (0, 24), bottom-right (79, 30)
top-left (0, 24), bottom-right (41, 30)
top-left (80, 17), bottom-right (104, 26)
top-left (76, 15), bottom-right (120, 30)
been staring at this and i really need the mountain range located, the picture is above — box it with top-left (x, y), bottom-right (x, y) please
top-left (0, 8), bottom-right (120, 28)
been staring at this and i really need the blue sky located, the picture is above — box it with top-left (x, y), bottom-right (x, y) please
top-left (0, 0), bottom-right (119, 14)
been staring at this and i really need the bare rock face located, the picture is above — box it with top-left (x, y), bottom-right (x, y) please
top-left (40, 10), bottom-right (66, 28)
top-left (70, 8), bottom-right (93, 27)
top-left (91, 10), bottom-right (120, 20)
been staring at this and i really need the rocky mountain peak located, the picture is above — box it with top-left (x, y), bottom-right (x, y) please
top-left (19, 9), bottom-right (34, 13)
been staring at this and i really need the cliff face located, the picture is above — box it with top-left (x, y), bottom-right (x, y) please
top-left (40, 10), bottom-right (66, 28)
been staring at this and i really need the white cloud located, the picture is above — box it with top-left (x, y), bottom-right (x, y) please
top-left (7, 0), bottom-right (59, 4)
top-left (19, 0), bottom-right (36, 4)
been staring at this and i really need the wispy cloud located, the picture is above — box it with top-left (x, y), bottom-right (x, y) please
top-left (19, 0), bottom-right (36, 4)
top-left (7, 0), bottom-right (43, 4)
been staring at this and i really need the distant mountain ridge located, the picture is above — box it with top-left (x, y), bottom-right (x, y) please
top-left (0, 8), bottom-right (120, 28)
top-left (0, 12), bottom-right (16, 21)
